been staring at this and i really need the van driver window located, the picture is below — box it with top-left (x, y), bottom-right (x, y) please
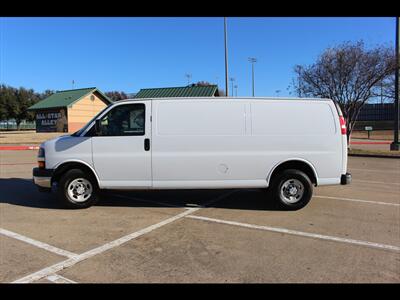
top-left (99, 104), bottom-right (145, 136)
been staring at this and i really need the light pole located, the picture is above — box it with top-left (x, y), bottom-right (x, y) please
top-left (185, 73), bottom-right (192, 86)
top-left (234, 85), bottom-right (238, 97)
top-left (248, 57), bottom-right (257, 97)
top-left (224, 17), bottom-right (229, 97)
top-left (229, 77), bottom-right (235, 97)
top-left (391, 17), bottom-right (399, 151)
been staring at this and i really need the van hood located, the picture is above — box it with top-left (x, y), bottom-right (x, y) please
top-left (41, 134), bottom-right (74, 150)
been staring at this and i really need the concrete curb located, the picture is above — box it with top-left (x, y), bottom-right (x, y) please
top-left (0, 145), bottom-right (40, 151)
top-left (349, 153), bottom-right (400, 159)
top-left (350, 141), bottom-right (391, 145)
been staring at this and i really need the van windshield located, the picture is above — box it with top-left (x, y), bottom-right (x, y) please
top-left (71, 106), bottom-right (109, 137)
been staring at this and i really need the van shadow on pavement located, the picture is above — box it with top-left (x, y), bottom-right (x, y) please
top-left (0, 178), bottom-right (282, 211)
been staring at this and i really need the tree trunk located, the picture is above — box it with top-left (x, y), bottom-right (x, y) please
top-left (16, 120), bottom-right (21, 131)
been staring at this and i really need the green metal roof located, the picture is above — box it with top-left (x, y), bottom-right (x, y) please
top-left (134, 85), bottom-right (219, 99)
top-left (28, 87), bottom-right (113, 110)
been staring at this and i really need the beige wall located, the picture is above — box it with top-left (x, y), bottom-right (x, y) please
top-left (67, 92), bottom-right (108, 133)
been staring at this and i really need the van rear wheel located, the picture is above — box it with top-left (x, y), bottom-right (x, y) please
top-left (270, 169), bottom-right (313, 210)
top-left (57, 169), bottom-right (99, 209)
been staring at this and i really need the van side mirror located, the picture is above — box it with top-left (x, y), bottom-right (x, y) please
top-left (95, 119), bottom-right (101, 136)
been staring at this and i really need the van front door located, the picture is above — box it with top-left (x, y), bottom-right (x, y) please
top-left (91, 102), bottom-right (152, 188)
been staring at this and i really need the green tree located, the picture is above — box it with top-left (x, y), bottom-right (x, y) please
top-left (8, 87), bottom-right (40, 129)
top-left (0, 85), bottom-right (10, 121)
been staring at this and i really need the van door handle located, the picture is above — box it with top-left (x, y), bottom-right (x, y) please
top-left (144, 138), bottom-right (150, 151)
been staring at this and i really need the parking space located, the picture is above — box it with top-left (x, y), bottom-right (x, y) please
top-left (0, 235), bottom-right (65, 282)
top-left (57, 218), bottom-right (399, 283)
top-left (0, 150), bottom-right (399, 283)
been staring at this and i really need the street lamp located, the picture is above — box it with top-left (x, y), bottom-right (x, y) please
top-left (185, 73), bottom-right (192, 86)
top-left (391, 17), bottom-right (399, 151)
top-left (234, 85), bottom-right (238, 97)
top-left (224, 17), bottom-right (229, 97)
top-left (248, 57), bottom-right (257, 97)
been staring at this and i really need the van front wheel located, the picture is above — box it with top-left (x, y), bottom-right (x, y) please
top-left (270, 169), bottom-right (313, 210)
top-left (58, 169), bottom-right (99, 209)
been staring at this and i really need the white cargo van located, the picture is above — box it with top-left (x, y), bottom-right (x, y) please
top-left (33, 97), bottom-right (351, 210)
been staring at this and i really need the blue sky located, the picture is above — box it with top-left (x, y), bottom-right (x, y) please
top-left (0, 17), bottom-right (395, 97)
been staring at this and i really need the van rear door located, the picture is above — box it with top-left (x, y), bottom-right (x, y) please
top-left (332, 100), bottom-right (348, 176)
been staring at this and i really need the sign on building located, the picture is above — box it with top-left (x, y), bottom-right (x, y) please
top-left (35, 109), bottom-right (68, 132)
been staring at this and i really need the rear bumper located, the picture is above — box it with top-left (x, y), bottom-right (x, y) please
top-left (341, 173), bottom-right (352, 185)
top-left (33, 167), bottom-right (54, 189)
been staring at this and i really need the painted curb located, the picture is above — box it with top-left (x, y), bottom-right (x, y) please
top-left (0, 146), bottom-right (40, 151)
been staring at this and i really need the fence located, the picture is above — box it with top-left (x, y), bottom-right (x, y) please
top-left (0, 120), bottom-right (36, 130)
top-left (354, 103), bottom-right (395, 130)
top-left (356, 103), bottom-right (394, 121)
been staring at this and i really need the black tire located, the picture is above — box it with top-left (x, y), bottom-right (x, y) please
top-left (269, 169), bottom-right (313, 210)
top-left (57, 169), bottom-right (99, 209)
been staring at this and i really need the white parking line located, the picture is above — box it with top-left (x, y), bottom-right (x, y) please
top-left (12, 190), bottom-right (238, 284)
top-left (352, 179), bottom-right (400, 186)
top-left (45, 274), bottom-right (76, 284)
top-left (12, 208), bottom-right (200, 283)
top-left (186, 215), bottom-right (400, 253)
top-left (314, 195), bottom-right (400, 207)
top-left (0, 228), bottom-right (78, 259)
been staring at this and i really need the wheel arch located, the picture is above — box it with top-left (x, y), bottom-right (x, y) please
top-left (52, 160), bottom-right (100, 188)
top-left (267, 158), bottom-right (318, 186)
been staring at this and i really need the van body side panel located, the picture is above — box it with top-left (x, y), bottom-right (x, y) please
top-left (44, 136), bottom-right (94, 171)
top-left (152, 100), bottom-right (263, 188)
top-left (250, 101), bottom-right (342, 185)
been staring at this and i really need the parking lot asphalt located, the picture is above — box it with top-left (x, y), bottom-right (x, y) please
top-left (0, 150), bottom-right (399, 283)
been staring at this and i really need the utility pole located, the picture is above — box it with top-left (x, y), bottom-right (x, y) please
top-left (224, 17), bottom-right (229, 97)
top-left (248, 57), bottom-right (257, 97)
top-left (391, 17), bottom-right (400, 151)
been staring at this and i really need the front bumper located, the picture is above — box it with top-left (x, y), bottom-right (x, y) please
top-left (33, 167), bottom-right (54, 188)
top-left (341, 172), bottom-right (352, 185)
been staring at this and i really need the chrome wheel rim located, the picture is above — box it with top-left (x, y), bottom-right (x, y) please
top-left (67, 178), bottom-right (92, 202)
top-left (280, 179), bottom-right (304, 204)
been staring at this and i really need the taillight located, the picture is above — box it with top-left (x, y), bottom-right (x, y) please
top-left (339, 116), bottom-right (347, 135)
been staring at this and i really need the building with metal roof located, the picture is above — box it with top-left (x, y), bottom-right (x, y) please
top-left (28, 87), bottom-right (113, 133)
top-left (134, 85), bottom-right (220, 98)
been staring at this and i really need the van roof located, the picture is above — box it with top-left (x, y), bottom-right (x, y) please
top-left (115, 96), bottom-right (332, 103)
